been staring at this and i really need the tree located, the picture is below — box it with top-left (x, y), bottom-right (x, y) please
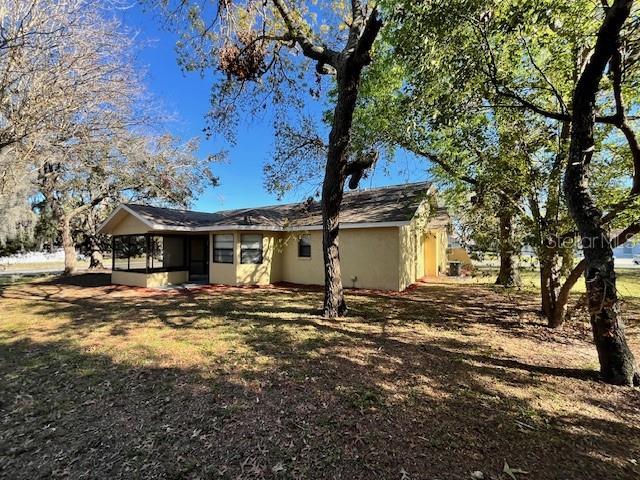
top-left (349, 0), bottom-right (640, 347)
top-left (563, 0), bottom-right (639, 385)
top-left (348, 39), bottom-right (544, 288)
top-left (381, 0), bottom-right (640, 384)
top-left (38, 134), bottom-right (210, 274)
top-left (0, 0), bottom-right (143, 239)
top-left (155, 0), bottom-right (383, 317)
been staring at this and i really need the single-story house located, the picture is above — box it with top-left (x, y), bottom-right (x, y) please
top-left (97, 182), bottom-right (451, 291)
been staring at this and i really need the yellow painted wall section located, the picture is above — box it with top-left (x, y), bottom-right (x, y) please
top-left (209, 231), bottom-right (238, 285)
top-left (109, 214), bottom-right (150, 235)
top-left (399, 225), bottom-right (414, 291)
top-left (147, 271), bottom-right (188, 287)
top-left (438, 230), bottom-right (449, 273)
top-left (236, 232), bottom-right (281, 285)
top-left (279, 231), bottom-right (324, 286)
top-left (447, 247), bottom-right (472, 265)
top-left (341, 227), bottom-right (400, 291)
top-left (111, 270), bottom-right (188, 287)
top-left (112, 271), bottom-right (148, 287)
top-left (279, 228), bottom-right (400, 291)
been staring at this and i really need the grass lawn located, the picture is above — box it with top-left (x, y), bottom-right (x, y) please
top-left (1, 273), bottom-right (639, 479)
top-left (448, 267), bottom-right (640, 298)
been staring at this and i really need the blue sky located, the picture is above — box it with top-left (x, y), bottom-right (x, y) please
top-left (118, 4), bottom-right (428, 212)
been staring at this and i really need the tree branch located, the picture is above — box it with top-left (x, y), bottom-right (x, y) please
top-left (271, 0), bottom-right (339, 68)
top-left (352, 7), bottom-right (383, 66)
top-left (345, 150), bottom-right (377, 189)
top-left (610, 45), bottom-right (640, 194)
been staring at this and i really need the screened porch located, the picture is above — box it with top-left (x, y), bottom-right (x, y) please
top-left (111, 234), bottom-right (209, 287)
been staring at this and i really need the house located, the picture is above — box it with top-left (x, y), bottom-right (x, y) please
top-left (97, 182), bottom-right (451, 291)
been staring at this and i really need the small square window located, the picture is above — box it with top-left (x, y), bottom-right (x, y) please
top-left (298, 235), bottom-right (311, 258)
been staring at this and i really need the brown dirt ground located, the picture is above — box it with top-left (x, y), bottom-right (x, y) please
top-left (0, 273), bottom-right (639, 480)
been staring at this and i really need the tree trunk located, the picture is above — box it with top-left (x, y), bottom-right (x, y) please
top-left (495, 201), bottom-right (521, 287)
top-left (564, 0), bottom-right (638, 385)
top-left (88, 235), bottom-right (104, 269)
top-left (321, 61), bottom-right (364, 318)
top-left (540, 244), bottom-right (562, 325)
top-left (61, 217), bottom-right (77, 275)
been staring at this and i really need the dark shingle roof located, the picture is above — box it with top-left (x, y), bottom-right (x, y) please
top-left (125, 181), bottom-right (435, 230)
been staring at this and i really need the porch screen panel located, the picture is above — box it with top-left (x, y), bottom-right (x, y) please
top-left (128, 236), bottom-right (147, 270)
top-left (149, 236), bottom-right (164, 269)
top-left (240, 234), bottom-right (263, 264)
top-left (113, 236), bottom-right (129, 270)
top-left (162, 236), bottom-right (186, 268)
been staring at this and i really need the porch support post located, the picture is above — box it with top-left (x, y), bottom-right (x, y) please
top-left (145, 234), bottom-right (150, 274)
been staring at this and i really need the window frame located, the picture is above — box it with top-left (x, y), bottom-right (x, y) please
top-left (297, 234), bottom-right (311, 258)
top-left (213, 234), bottom-right (234, 264)
top-left (240, 233), bottom-right (263, 264)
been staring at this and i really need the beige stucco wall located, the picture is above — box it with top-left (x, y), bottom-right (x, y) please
top-left (236, 232), bottom-right (281, 285)
top-left (209, 231), bottom-right (238, 285)
top-left (279, 228), bottom-right (400, 291)
top-left (112, 270), bottom-right (188, 287)
top-left (109, 215), bottom-right (150, 235)
top-left (399, 225), bottom-right (415, 291)
top-left (341, 227), bottom-right (400, 291)
top-left (279, 231), bottom-right (324, 286)
top-left (112, 271), bottom-right (148, 287)
top-left (399, 199), bottom-right (450, 287)
top-left (209, 231), bottom-right (282, 286)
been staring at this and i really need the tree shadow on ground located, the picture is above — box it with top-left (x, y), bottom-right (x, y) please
top-left (1, 273), bottom-right (640, 479)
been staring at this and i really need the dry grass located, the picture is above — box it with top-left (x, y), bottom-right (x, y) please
top-left (445, 267), bottom-right (640, 299)
top-left (1, 273), bottom-right (639, 479)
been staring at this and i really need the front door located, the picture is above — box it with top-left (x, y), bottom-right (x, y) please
top-left (188, 236), bottom-right (209, 282)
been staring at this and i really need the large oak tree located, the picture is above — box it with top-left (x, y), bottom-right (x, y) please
top-left (155, 0), bottom-right (383, 317)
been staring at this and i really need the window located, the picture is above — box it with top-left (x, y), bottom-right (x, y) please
top-left (214, 234), bottom-right (234, 263)
top-left (298, 235), bottom-right (311, 258)
top-left (240, 234), bottom-right (263, 264)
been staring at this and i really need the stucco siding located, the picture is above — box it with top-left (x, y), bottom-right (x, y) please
top-left (279, 228), bottom-right (400, 291)
top-left (236, 232), bottom-right (281, 285)
top-left (209, 231), bottom-right (282, 286)
top-left (209, 231), bottom-right (238, 285)
top-left (112, 270), bottom-right (188, 287)
top-left (341, 227), bottom-right (400, 291)
top-left (279, 231), bottom-right (325, 286)
top-left (148, 271), bottom-right (189, 287)
top-left (112, 271), bottom-right (148, 287)
top-left (399, 225), bottom-right (415, 291)
top-left (109, 215), bottom-right (150, 235)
